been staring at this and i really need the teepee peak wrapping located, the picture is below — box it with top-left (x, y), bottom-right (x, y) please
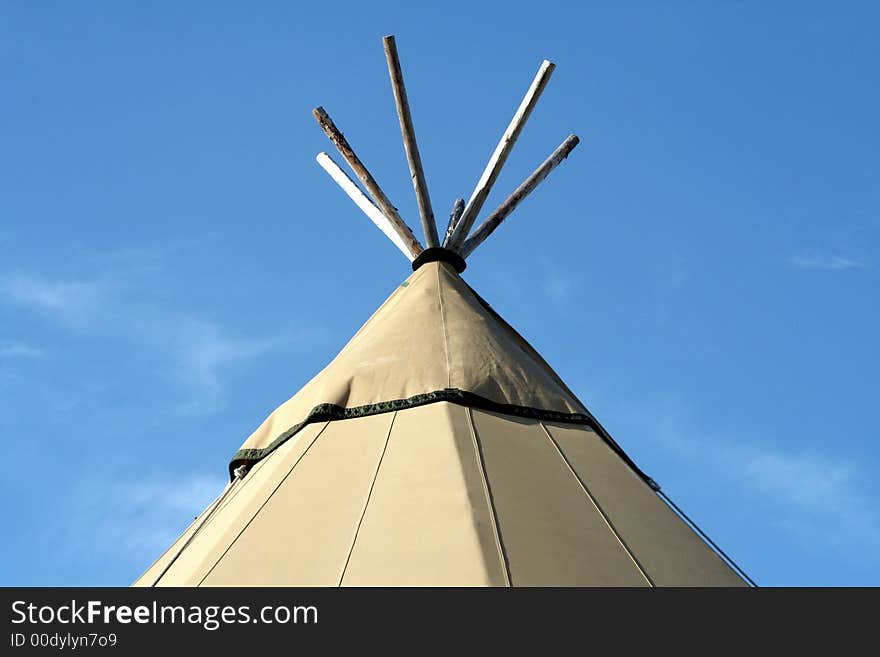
top-left (232, 261), bottom-right (594, 470)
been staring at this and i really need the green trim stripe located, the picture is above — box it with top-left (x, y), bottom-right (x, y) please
top-left (228, 388), bottom-right (657, 490)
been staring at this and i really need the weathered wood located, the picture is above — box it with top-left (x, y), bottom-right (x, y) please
top-left (447, 59), bottom-right (555, 251)
top-left (383, 35), bottom-right (440, 248)
top-left (459, 134), bottom-right (580, 258)
top-left (313, 106), bottom-right (423, 258)
top-left (443, 198), bottom-right (465, 247)
top-left (316, 152), bottom-right (420, 261)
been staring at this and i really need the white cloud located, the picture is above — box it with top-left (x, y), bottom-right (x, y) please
top-left (0, 274), bottom-right (105, 322)
top-left (789, 253), bottom-right (866, 271)
top-left (735, 448), bottom-right (880, 552)
top-left (121, 473), bottom-right (226, 518)
top-left (597, 394), bottom-right (880, 565)
top-left (0, 342), bottom-right (43, 358)
top-left (544, 274), bottom-right (574, 301)
top-left (0, 253), bottom-right (302, 414)
top-left (60, 470), bottom-right (227, 576)
top-left (541, 258), bottom-right (582, 304)
top-left (167, 318), bottom-right (279, 414)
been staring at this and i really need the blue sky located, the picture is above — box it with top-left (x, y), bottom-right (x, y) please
top-left (1, 2), bottom-right (877, 586)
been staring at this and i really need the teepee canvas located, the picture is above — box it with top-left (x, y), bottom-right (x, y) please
top-left (135, 36), bottom-right (751, 588)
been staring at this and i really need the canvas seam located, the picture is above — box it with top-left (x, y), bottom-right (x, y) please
top-left (149, 476), bottom-right (245, 587)
top-left (135, 453), bottom-right (274, 585)
top-left (467, 407), bottom-right (512, 587)
top-left (338, 411), bottom-right (397, 586)
top-left (137, 484), bottom-right (230, 586)
top-left (133, 519), bottom-right (197, 585)
top-left (539, 421), bottom-right (655, 587)
top-left (656, 489), bottom-right (756, 586)
top-left (195, 421), bottom-right (330, 586)
top-left (436, 264), bottom-right (453, 388)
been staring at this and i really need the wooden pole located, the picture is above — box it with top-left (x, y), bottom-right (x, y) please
top-left (383, 35), bottom-right (440, 248)
top-left (459, 135), bottom-right (580, 259)
top-left (447, 59), bottom-right (555, 251)
top-left (316, 152), bottom-right (420, 261)
top-left (313, 106), bottom-right (424, 258)
top-left (443, 198), bottom-right (465, 247)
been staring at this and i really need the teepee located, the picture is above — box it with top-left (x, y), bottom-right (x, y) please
top-left (135, 36), bottom-right (752, 587)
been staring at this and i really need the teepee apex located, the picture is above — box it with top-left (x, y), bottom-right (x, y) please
top-left (313, 36), bottom-right (579, 266)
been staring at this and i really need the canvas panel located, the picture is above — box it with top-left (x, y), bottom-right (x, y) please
top-left (471, 410), bottom-right (649, 586)
top-left (341, 403), bottom-right (507, 586)
top-left (132, 506), bottom-right (210, 587)
top-left (439, 264), bottom-right (585, 411)
top-left (235, 262), bottom-right (586, 459)
top-left (200, 413), bottom-right (394, 586)
top-left (139, 421), bottom-right (329, 586)
top-left (544, 422), bottom-right (746, 586)
top-left (135, 427), bottom-right (319, 586)
top-left (139, 409), bottom-right (745, 587)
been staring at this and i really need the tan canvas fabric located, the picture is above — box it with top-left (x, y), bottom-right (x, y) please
top-left (234, 261), bottom-right (587, 462)
top-left (203, 413), bottom-right (392, 586)
top-left (135, 403), bottom-right (744, 587)
top-left (470, 409), bottom-right (650, 586)
top-left (133, 259), bottom-right (746, 587)
top-left (135, 421), bottom-right (331, 586)
top-left (341, 403), bottom-right (508, 586)
top-left (543, 421), bottom-right (745, 586)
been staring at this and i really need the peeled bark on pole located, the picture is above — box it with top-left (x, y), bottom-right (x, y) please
top-left (459, 135), bottom-right (580, 259)
top-left (313, 106), bottom-right (423, 258)
top-left (316, 152), bottom-right (420, 261)
top-left (383, 35), bottom-right (440, 248)
top-left (447, 59), bottom-right (555, 251)
top-left (443, 198), bottom-right (465, 247)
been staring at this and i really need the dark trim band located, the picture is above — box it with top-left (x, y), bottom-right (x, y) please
top-left (228, 388), bottom-right (658, 491)
top-left (411, 247), bottom-right (466, 273)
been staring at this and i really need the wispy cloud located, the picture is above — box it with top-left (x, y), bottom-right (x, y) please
top-left (736, 449), bottom-right (879, 550)
top-left (789, 253), bottom-right (867, 271)
top-left (595, 394), bottom-right (880, 567)
top-left (59, 470), bottom-right (227, 576)
top-left (167, 318), bottom-right (279, 414)
top-left (0, 274), bottom-right (105, 323)
top-left (541, 258), bottom-right (583, 305)
top-left (0, 342), bottom-right (43, 358)
top-left (544, 273), bottom-right (574, 301)
top-left (0, 250), bottom-right (318, 413)
top-left (710, 437), bottom-right (880, 556)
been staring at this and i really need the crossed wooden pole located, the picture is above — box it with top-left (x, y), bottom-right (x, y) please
top-left (314, 35), bottom-right (580, 264)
